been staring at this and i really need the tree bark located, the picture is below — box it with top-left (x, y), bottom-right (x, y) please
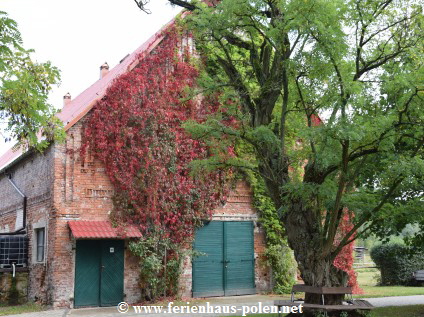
top-left (282, 198), bottom-right (356, 316)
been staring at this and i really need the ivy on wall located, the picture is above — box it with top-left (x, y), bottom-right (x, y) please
top-left (81, 25), bottom-right (230, 300)
top-left (246, 172), bottom-right (297, 293)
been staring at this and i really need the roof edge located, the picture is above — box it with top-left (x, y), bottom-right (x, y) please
top-left (0, 11), bottom-right (188, 171)
top-left (0, 148), bottom-right (36, 175)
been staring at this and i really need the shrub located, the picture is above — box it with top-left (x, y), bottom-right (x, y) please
top-left (370, 243), bottom-right (424, 285)
top-left (129, 234), bottom-right (184, 301)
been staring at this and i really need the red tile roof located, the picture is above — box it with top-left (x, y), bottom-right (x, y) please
top-left (0, 13), bottom-right (186, 171)
top-left (68, 221), bottom-right (142, 239)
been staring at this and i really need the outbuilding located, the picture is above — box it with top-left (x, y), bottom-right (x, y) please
top-left (0, 16), bottom-right (271, 308)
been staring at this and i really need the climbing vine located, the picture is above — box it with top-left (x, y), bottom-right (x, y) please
top-left (82, 25), bottom-right (230, 299)
top-left (128, 233), bottom-right (184, 301)
top-left (246, 171), bottom-right (297, 294)
top-left (333, 210), bottom-right (362, 294)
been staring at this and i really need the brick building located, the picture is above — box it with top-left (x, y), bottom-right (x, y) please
top-left (0, 17), bottom-right (271, 308)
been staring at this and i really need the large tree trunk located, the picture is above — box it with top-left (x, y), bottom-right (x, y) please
top-left (283, 198), bottom-right (357, 317)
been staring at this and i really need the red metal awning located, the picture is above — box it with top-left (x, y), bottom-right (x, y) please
top-left (68, 221), bottom-right (142, 239)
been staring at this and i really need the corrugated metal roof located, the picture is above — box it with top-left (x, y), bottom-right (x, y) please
top-left (68, 220), bottom-right (142, 239)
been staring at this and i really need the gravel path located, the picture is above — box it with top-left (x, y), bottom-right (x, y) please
top-left (366, 295), bottom-right (424, 307)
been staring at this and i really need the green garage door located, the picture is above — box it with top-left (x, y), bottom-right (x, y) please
top-left (74, 240), bottom-right (124, 307)
top-left (193, 221), bottom-right (255, 297)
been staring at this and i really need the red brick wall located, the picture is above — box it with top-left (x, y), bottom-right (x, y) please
top-left (1, 123), bottom-right (270, 308)
top-left (49, 119), bottom-right (141, 308)
top-left (179, 181), bottom-right (271, 298)
top-left (0, 118), bottom-right (141, 308)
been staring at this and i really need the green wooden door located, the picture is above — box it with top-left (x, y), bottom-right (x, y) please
top-left (192, 221), bottom-right (255, 297)
top-left (192, 221), bottom-right (225, 297)
top-left (74, 240), bottom-right (124, 307)
top-left (74, 240), bottom-right (101, 306)
top-left (100, 240), bottom-right (125, 306)
top-left (225, 222), bottom-right (255, 295)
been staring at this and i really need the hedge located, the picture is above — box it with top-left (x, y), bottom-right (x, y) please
top-left (370, 243), bottom-right (424, 286)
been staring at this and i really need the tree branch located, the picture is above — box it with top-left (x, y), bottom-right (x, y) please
top-left (335, 136), bottom-right (424, 253)
top-left (224, 33), bottom-right (253, 50)
top-left (323, 139), bottom-right (350, 255)
top-left (169, 0), bottom-right (197, 11)
top-left (334, 176), bottom-right (403, 255)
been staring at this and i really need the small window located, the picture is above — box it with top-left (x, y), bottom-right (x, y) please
top-left (35, 228), bottom-right (45, 262)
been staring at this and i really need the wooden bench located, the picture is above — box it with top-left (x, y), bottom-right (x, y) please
top-left (274, 284), bottom-right (374, 316)
top-left (413, 270), bottom-right (424, 283)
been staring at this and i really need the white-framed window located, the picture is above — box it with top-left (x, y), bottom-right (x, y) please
top-left (35, 228), bottom-right (45, 262)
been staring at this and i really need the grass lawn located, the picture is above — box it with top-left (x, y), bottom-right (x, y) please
top-left (0, 302), bottom-right (44, 316)
top-left (355, 268), bottom-right (424, 298)
top-left (371, 305), bottom-right (424, 316)
top-left (356, 268), bottom-right (380, 286)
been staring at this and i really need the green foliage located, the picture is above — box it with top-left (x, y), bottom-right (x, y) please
top-left (142, 0), bottom-right (424, 290)
top-left (83, 25), bottom-right (233, 302)
top-left (246, 172), bottom-right (296, 293)
top-left (0, 11), bottom-right (63, 151)
top-left (129, 233), bottom-right (184, 301)
top-left (264, 244), bottom-right (296, 294)
top-left (179, 0), bottom-right (424, 246)
top-left (0, 302), bottom-right (44, 316)
top-left (370, 243), bottom-right (424, 286)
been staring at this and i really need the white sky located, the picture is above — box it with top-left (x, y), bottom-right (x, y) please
top-left (0, 0), bottom-right (182, 156)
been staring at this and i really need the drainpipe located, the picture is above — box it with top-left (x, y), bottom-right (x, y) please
top-left (0, 174), bottom-right (27, 235)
